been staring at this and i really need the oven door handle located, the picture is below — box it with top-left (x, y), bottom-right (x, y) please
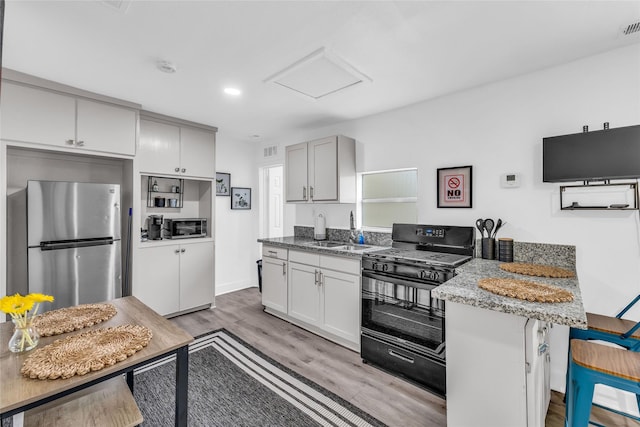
top-left (362, 271), bottom-right (439, 291)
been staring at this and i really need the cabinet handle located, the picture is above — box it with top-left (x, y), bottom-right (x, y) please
top-left (66, 139), bottom-right (75, 145)
top-left (268, 250), bottom-right (278, 256)
top-left (303, 186), bottom-right (307, 200)
top-left (319, 271), bottom-right (324, 286)
top-left (181, 168), bottom-right (186, 173)
top-left (76, 140), bottom-right (85, 147)
top-left (181, 248), bottom-right (186, 253)
top-left (314, 270), bottom-right (319, 285)
top-left (175, 249), bottom-right (180, 254)
top-left (282, 262), bottom-right (286, 275)
top-left (310, 186), bottom-right (314, 200)
top-left (175, 167), bottom-right (180, 172)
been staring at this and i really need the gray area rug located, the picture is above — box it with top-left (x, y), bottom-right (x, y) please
top-left (133, 329), bottom-right (387, 426)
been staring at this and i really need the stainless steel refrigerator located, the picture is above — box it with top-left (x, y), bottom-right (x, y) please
top-left (27, 181), bottom-right (122, 313)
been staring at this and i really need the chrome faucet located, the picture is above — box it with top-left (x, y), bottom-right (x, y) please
top-left (349, 211), bottom-right (357, 243)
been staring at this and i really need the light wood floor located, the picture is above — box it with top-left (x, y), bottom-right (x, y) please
top-left (170, 288), bottom-right (639, 427)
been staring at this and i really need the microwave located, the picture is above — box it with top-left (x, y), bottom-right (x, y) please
top-left (164, 218), bottom-right (207, 239)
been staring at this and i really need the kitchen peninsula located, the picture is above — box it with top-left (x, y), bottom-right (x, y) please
top-left (433, 248), bottom-right (587, 427)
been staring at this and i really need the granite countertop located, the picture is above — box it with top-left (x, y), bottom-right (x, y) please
top-left (432, 258), bottom-right (587, 329)
top-left (258, 236), bottom-right (390, 258)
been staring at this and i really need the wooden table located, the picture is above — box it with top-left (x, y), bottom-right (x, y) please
top-left (0, 296), bottom-right (194, 426)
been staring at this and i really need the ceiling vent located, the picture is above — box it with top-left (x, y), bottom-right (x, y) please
top-left (622, 21), bottom-right (640, 36)
top-left (264, 47), bottom-right (371, 100)
top-left (263, 145), bottom-right (278, 158)
top-left (99, 0), bottom-right (133, 13)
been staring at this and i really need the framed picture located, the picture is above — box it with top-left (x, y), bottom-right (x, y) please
top-left (437, 165), bottom-right (473, 208)
top-left (216, 173), bottom-right (230, 196)
top-left (231, 187), bottom-right (251, 210)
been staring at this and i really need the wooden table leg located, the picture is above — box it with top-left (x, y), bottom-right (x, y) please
top-left (175, 345), bottom-right (189, 427)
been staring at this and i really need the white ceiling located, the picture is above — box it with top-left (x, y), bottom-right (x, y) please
top-left (2, 1), bottom-right (640, 143)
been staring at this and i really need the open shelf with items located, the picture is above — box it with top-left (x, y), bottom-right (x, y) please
top-left (146, 176), bottom-right (184, 208)
top-left (560, 182), bottom-right (639, 211)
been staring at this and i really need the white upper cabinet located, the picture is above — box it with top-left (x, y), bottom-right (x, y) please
top-left (285, 135), bottom-right (356, 203)
top-left (0, 81), bottom-right (136, 156)
top-left (138, 115), bottom-right (216, 179)
top-left (180, 126), bottom-right (216, 178)
top-left (285, 142), bottom-right (308, 202)
top-left (138, 119), bottom-right (181, 176)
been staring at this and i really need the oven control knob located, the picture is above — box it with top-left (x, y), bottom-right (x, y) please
top-left (372, 262), bottom-right (378, 271)
top-left (382, 264), bottom-right (389, 272)
top-left (431, 271), bottom-right (440, 281)
top-left (420, 270), bottom-right (427, 280)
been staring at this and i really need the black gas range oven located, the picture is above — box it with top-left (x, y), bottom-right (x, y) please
top-left (361, 223), bottom-right (475, 398)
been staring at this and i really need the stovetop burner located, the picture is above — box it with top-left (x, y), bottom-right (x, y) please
top-left (368, 248), bottom-right (471, 268)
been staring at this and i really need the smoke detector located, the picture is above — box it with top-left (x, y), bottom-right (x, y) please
top-left (156, 60), bottom-right (177, 74)
top-left (264, 47), bottom-right (371, 100)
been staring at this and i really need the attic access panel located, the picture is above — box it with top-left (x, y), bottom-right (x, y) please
top-left (265, 48), bottom-right (371, 100)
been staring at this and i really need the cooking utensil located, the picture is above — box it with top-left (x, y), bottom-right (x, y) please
top-left (475, 218), bottom-right (485, 237)
top-left (483, 218), bottom-right (494, 238)
top-left (491, 218), bottom-right (502, 238)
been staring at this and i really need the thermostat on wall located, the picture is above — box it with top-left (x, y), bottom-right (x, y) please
top-left (501, 173), bottom-right (520, 188)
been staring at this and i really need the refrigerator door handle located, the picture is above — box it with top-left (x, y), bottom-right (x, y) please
top-left (39, 237), bottom-right (115, 251)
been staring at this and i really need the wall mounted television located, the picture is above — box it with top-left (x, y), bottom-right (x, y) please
top-left (543, 124), bottom-right (640, 182)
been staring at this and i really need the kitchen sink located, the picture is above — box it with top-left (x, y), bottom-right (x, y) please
top-left (303, 241), bottom-right (372, 251)
top-left (303, 241), bottom-right (346, 248)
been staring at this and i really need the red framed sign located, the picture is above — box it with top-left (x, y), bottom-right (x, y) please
top-left (437, 165), bottom-right (473, 208)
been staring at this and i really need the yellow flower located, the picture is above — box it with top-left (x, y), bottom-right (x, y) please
top-left (0, 294), bottom-right (35, 315)
top-left (26, 293), bottom-right (55, 304)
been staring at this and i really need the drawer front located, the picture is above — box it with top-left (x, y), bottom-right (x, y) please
top-left (320, 254), bottom-right (360, 275)
top-left (262, 245), bottom-right (288, 261)
top-left (289, 250), bottom-right (320, 266)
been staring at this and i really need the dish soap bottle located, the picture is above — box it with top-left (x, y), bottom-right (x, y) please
top-left (152, 180), bottom-right (159, 192)
top-left (358, 231), bottom-right (365, 244)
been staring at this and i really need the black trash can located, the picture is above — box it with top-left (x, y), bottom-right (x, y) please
top-left (256, 259), bottom-right (262, 292)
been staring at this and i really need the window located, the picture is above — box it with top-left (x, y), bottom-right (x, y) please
top-left (360, 168), bottom-right (417, 229)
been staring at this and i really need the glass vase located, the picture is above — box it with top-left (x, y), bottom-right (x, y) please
top-left (8, 318), bottom-right (40, 353)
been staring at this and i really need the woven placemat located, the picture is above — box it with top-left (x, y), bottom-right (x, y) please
top-left (478, 278), bottom-right (574, 303)
top-left (32, 303), bottom-right (117, 337)
top-left (21, 324), bottom-right (153, 380)
top-left (499, 262), bottom-right (575, 278)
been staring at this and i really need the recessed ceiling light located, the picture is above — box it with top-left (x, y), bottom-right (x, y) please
top-left (157, 60), bottom-right (177, 74)
top-left (224, 87), bottom-right (242, 96)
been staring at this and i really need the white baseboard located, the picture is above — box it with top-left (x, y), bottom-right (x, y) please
top-left (215, 279), bottom-right (257, 296)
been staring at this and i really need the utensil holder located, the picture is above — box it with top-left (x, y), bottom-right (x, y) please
top-left (498, 238), bottom-right (514, 262)
top-left (482, 238), bottom-right (495, 260)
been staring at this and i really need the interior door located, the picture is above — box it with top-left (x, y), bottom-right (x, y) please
top-left (267, 165), bottom-right (284, 238)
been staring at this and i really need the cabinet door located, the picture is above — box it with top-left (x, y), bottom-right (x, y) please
top-left (138, 119), bottom-right (181, 175)
top-left (0, 82), bottom-right (75, 147)
top-left (179, 242), bottom-right (214, 311)
top-left (285, 142), bottom-right (308, 202)
top-left (76, 99), bottom-right (136, 156)
top-left (288, 262), bottom-right (321, 325)
top-left (180, 126), bottom-right (215, 178)
top-left (321, 268), bottom-right (360, 344)
top-left (262, 256), bottom-right (287, 313)
top-left (308, 136), bottom-right (338, 201)
top-left (134, 245), bottom-right (180, 316)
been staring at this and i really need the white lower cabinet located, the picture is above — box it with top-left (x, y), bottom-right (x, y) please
top-left (135, 241), bottom-right (214, 316)
top-left (261, 246), bottom-right (288, 313)
top-left (287, 250), bottom-right (360, 349)
top-left (446, 301), bottom-right (551, 427)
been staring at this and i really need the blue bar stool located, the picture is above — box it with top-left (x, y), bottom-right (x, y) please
top-left (565, 339), bottom-right (640, 427)
top-left (570, 295), bottom-right (640, 351)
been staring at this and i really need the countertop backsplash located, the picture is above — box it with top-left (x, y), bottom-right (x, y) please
top-left (474, 239), bottom-right (576, 269)
top-left (293, 226), bottom-right (392, 246)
